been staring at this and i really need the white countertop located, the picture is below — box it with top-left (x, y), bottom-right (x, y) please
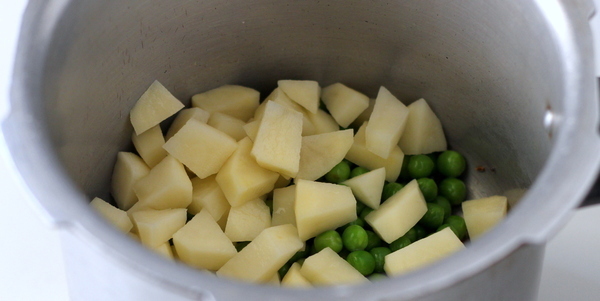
top-left (1, 1), bottom-right (600, 300)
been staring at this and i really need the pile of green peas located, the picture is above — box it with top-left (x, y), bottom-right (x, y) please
top-left (259, 150), bottom-right (470, 280)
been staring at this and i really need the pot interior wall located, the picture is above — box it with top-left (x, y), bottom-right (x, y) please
top-left (42, 0), bottom-right (558, 206)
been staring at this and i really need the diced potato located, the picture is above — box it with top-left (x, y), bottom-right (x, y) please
top-left (364, 179), bottom-right (427, 243)
top-left (295, 180), bottom-right (357, 241)
top-left (152, 242), bottom-right (174, 260)
top-left (397, 98), bottom-right (447, 155)
top-left (131, 125), bottom-right (168, 168)
top-left (341, 167), bottom-right (386, 209)
top-left (217, 208), bottom-right (230, 231)
top-left (305, 109), bottom-right (339, 135)
top-left (216, 224), bottom-right (304, 283)
top-left (262, 88), bottom-right (317, 136)
top-left (272, 185), bottom-right (296, 227)
top-left (281, 262), bottom-right (312, 288)
top-left (191, 85), bottom-right (260, 122)
top-left (133, 156), bottom-right (193, 210)
top-left (163, 118), bottom-right (238, 179)
top-left (225, 198), bottom-right (271, 242)
top-left (266, 273), bottom-right (281, 286)
top-left (278, 80), bottom-right (320, 114)
top-left (132, 208), bottom-right (187, 248)
top-left (296, 130), bottom-right (354, 181)
top-left (345, 122), bottom-right (404, 182)
top-left (165, 107), bottom-right (210, 140)
top-left (384, 227), bottom-right (464, 276)
top-left (251, 101), bottom-right (303, 178)
top-left (126, 201), bottom-right (152, 233)
top-left (189, 176), bottom-right (230, 221)
top-left (462, 195), bottom-right (508, 240)
top-left (321, 83), bottom-right (369, 128)
top-left (299, 248), bottom-right (368, 285)
top-left (365, 87), bottom-right (409, 159)
top-left (351, 98), bottom-right (375, 128)
top-left (173, 210), bottom-right (237, 270)
top-left (111, 152), bottom-right (150, 210)
top-left (208, 112), bottom-right (247, 141)
top-left (130, 80), bottom-right (184, 135)
top-left (90, 197), bottom-right (133, 233)
top-left (243, 119), bottom-right (260, 141)
top-left (274, 175), bottom-right (291, 189)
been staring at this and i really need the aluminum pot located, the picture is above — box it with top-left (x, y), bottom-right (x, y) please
top-left (4, 0), bottom-right (600, 300)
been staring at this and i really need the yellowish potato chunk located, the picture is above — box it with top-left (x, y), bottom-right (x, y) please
top-left (295, 179), bottom-right (357, 241)
top-left (163, 118), bottom-right (238, 179)
top-left (462, 195), bottom-right (508, 240)
top-left (152, 242), bottom-right (174, 260)
top-left (296, 130), bottom-right (354, 181)
top-left (251, 101), bottom-right (303, 178)
top-left (225, 198), bottom-right (271, 242)
top-left (111, 152), bottom-right (150, 210)
top-left (305, 109), bottom-right (339, 135)
top-left (216, 224), bottom-right (304, 283)
top-left (262, 88), bottom-right (317, 136)
top-left (278, 80), bottom-right (321, 114)
top-left (133, 155), bottom-right (193, 210)
top-left (271, 185), bottom-right (296, 227)
top-left (384, 227), bottom-right (464, 276)
top-left (131, 125), bottom-right (167, 168)
top-left (189, 175), bottom-right (230, 221)
top-left (398, 98), bottom-right (447, 155)
top-left (341, 167), bottom-right (386, 209)
top-left (281, 262), bottom-right (311, 288)
top-left (351, 98), bottom-right (375, 128)
top-left (130, 80), bottom-right (184, 135)
top-left (208, 112), bottom-right (247, 141)
top-left (90, 197), bottom-right (133, 233)
top-left (345, 122), bottom-right (404, 182)
top-left (173, 210), bottom-right (237, 270)
top-left (131, 208), bottom-right (187, 248)
top-left (300, 247), bottom-right (368, 285)
top-left (365, 86), bottom-right (409, 159)
top-left (321, 83), bottom-right (369, 128)
top-left (165, 107), bottom-right (210, 140)
top-left (191, 85), bottom-right (260, 122)
top-left (243, 119), bottom-right (260, 141)
top-left (364, 179), bottom-right (427, 243)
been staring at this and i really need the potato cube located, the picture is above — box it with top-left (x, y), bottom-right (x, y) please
top-left (272, 185), bottom-right (296, 227)
top-left (351, 98), bottom-right (375, 128)
top-left (251, 101), bottom-right (303, 178)
top-left (216, 224), bottom-right (304, 283)
top-left (163, 118), bottom-right (238, 179)
top-left (131, 208), bottom-right (187, 248)
top-left (262, 88), bottom-right (317, 136)
top-left (341, 167), bottom-right (386, 209)
top-left (364, 179), bottom-right (427, 243)
top-left (365, 87), bottom-right (409, 159)
top-left (321, 83), bottom-right (369, 128)
top-left (384, 227), bottom-right (464, 276)
top-left (152, 242), bottom-right (174, 260)
top-left (130, 80), bottom-right (184, 135)
top-left (191, 85), bottom-right (260, 122)
top-left (299, 247), bottom-right (367, 285)
top-left (133, 155), bottom-right (193, 210)
top-left (131, 125), bottom-right (168, 168)
top-left (345, 122), bottom-right (404, 182)
top-left (278, 80), bottom-right (320, 114)
top-left (208, 112), bottom-right (247, 141)
top-left (281, 262), bottom-right (311, 288)
top-left (90, 197), bottom-right (133, 232)
top-left (111, 152), bottom-right (150, 210)
top-left (305, 109), bottom-right (339, 135)
top-left (165, 107), bottom-right (210, 140)
top-left (462, 195), bottom-right (508, 240)
top-left (243, 119), bottom-right (260, 141)
top-left (173, 210), bottom-right (237, 270)
top-left (295, 180), bottom-right (357, 241)
top-left (296, 130), bottom-right (354, 180)
top-left (398, 98), bottom-right (447, 155)
top-left (225, 198), bottom-right (271, 242)
top-left (189, 176), bottom-right (230, 221)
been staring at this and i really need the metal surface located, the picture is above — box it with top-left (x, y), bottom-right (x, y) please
top-left (3, 0), bottom-right (600, 300)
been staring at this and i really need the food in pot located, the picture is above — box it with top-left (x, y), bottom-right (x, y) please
top-left (91, 79), bottom-right (508, 285)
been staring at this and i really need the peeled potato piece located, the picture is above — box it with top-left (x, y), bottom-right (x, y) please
top-left (90, 197), bottom-right (133, 233)
top-left (165, 107), bottom-right (210, 141)
top-left (131, 208), bottom-right (187, 248)
top-left (278, 80), bottom-right (321, 114)
top-left (462, 195), bottom-right (508, 240)
top-left (365, 86), bottom-right (409, 159)
top-left (321, 83), bottom-right (369, 128)
top-left (133, 155), bottom-right (193, 210)
top-left (271, 185), bottom-right (297, 227)
top-left (225, 198), bottom-right (271, 242)
top-left (300, 247), bottom-right (368, 285)
top-left (397, 98), bottom-right (447, 155)
top-left (188, 175), bottom-right (230, 221)
top-left (111, 152), bottom-right (150, 210)
top-left (281, 262), bottom-right (312, 288)
top-left (131, 125), bottom-right (168, 168)
top-left (191, 85), bottom-right (260, 122)
top-left (208, 112), bottom-right (247, 141)
top-left (130, 80), bottom-right (184, 135)
top-left (341, 167), bottom-right (386, 209)
top-left (296, 129), bottom-right (354, 181)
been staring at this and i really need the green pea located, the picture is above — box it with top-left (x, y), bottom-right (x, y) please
top-left (351, 166), bottom-right (370, 178)
top-left (413, 225), bottom-right (429, 240)
top-left (437, 150), bottom-right (466, 177)
top-left (399, 155), bottom-right (412, 180)
top-left (325, 160), bottom-right (351, 183)
top-left (359, 207), bottom-right (374, 220)
top-left (235, 241), bottom-right (250, 252)
top-left (408, 155), bottom-right (435, 178)
top-left (340, 218), bottom-right (365, 232)
top-left (346, 250), bottom-right (376, 276)
top-left (314, 230), bottom-right (343, 253)
top-left (416, 177), bottom-right (438, 201)
top-left (289, 248), bottom-right (310, 263)
top-left (442, 215), bottom-right (468, 240)
top-left (382, 182), bottom-right (404, 201)
top-left (433, 196), bottom-right (452, 220)
top-left (439, 177), bottom-right (467, 205)
top-left (370, 247), bottom-right (392, 273)
top-left (389, 236), bottom-right (411, 252)
top-left (342, 225), bottom-right (369, 251)
top-left (368, 273), bottom-right (388, 281)
top-left (366, 230), bottom-right (383, 250)
top-left (419, 203), bottom-right (446, 229)
top-left (401, 228), bottom-right (417, 243)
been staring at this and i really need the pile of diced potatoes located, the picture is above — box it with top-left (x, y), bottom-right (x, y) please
top-left (91, 79), bottom-right (508, 286)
